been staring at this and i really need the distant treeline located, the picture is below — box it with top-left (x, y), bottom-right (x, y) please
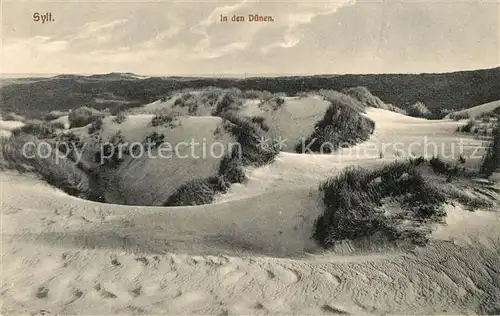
top-left (1, 67), bottom-right (499, 118)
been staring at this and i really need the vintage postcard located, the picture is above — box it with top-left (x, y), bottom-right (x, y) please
top-left (1, 0), bottom-right (500, 315)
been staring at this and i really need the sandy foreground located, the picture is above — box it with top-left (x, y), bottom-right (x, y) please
top-left (1, 109), bottom-right (500, 315)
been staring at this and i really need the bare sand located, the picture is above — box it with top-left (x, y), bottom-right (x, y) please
top-left (1, 108), bottom-right (500, 315)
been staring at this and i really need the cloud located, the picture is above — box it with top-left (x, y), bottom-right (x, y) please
top-left (73, 19), bottom-right (129, 41)
top-left (4, 36), bottom-right (69, 54)
top-left (190, 0), bottom-right (254, 59)
top-left (261, 0), bottom-right (356, 53)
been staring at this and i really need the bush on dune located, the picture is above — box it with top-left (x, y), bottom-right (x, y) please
top-left (222, 113), bottom-right (279, 167)
top-left (88, 117), bottom-right (103, 134)
top-left (456, 119), bottom-right (476, 133)
top-left (94, 130), bottom-right (127, 168)
top-left (162, 113), bottom-right (277, 207)
top-left (0, 134), bottom-right (91, 198)
top-left (57, 132), bottom-right (84, 162)
top-left (113, 111), bottom-right (127, 124)
top-left (44, 110), bottom-right (68, 121)
top-left (163, 176), bottom-right (229, 206)
top-left (480, 124), bottom-right (500, 176)
top-left (342, 86), bottom-right (407, 114)
top-left (3, 112), bottom-right (26, 122)
top-left (12, 120), bottom-right (57, 139)
top-left (449, 111), bottom-right (470, 121)
top-left (314, 161), bottom-right (447, 248)
top-left (296, 99), bottom-right (375, 153)
top-left (407, 101), bottom-right (432, 118)
top-left (68, 106), bottom-right (105, 128)
top-left (429, 156), bottom-right (464, 179)
top-left (241, 89), bottom-right (274, 101)
top-left (212, 91), bottom-right (243, 117)
top-left (318, 89), bottom-right (366, 112)
top-left (151, 113), bottom-right (175, 127)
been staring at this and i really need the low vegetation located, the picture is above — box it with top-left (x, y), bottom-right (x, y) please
top-left (12, 120), bottom-right (57, 139)
top-left (457, 119), bottom-right (476, 133)
top-left (163, 176), bottom-right (230, 206)
top-left (222, 113), bottom-right (279, 167)
top-left (144, 131), bottom-right (165, 148)
top-left (314, 161), bottom-right (447, 248)
top-left (212, 91), bottom-right (243, 117)
top-left (57, 132), bottom-right (84, 162)
top-left (68, 106), bottom-right (105, 128)
top-left (94, 131), bottom-right (127, 168)
top-left (162, 113), bottom-right (277, 206)
top-left (88, 117), bottom-right (103, 134)
top-left (428, 156), bottom-right (465, 179)
top-left (406, 101), bottom-right (431, 118)
top-left (151, 113), bottom-right (175, 127)
top-left (296, 98), bottom-right (375, 153)
top-left (44, 110), bottom-right (68, 121)
top-left (0, 134), bottom-right (91, 198)
top-left (3, 112), bottom-right (26, 122)
top-left (342, 86), bottom-right (406, 114)
top-left (480, 123), bottom-right (500, 176)
top-left (113, 111), bottom-right (127, 124)
top-left (449, 111), bottom-right (471, 121)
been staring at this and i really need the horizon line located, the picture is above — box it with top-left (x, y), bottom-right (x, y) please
top-left (1, 66), bottom-right (499, 79)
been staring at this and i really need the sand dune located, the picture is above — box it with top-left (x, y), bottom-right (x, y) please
top-left (2, 168), bottom-right (500, 315)
top-left (445, 100), bottom-right (500, 119)
top-left (2, 102), bottom-right (500, 315)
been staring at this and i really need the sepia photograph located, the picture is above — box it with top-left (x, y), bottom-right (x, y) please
top-left (1, 0), bottom-right (500, 315)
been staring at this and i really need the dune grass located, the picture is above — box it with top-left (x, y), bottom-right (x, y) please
top-left (314, 160), bottom-right (448, 248)
top-left (163, 176), bottom-right (230, 206)
top-left (68, 106), bottom-right (105, 128)
top-left (342, 86), bottom-right (406, 114)
top-left (12, 120), bottom-right (58, 139)
top-left (44, 110), bottom-right (69, 121)
top-left (0, 134), bottom-right (92, 198)
top-left (314, 155), bottom-right (496, 248)
top-left (480, 123), bottom-right (500, 176)
top-left (296, 98), bottom-right (375, 153)
top-left (163, 113), bottom-right (278, 206)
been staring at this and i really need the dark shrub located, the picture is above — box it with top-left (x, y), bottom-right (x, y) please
top-left (407, 102), bottom-right (431, 118)
top-left (314, 161), bottom-right (447, 248)
top-left (212, 92), bottom-right (242, 117)
top-left (3, 112), bottom-right (25, 122)
top-left (44, 110), bottom-right (68, 121)
top-left (174, 98), bottom-right (183, 107)
top-left (218, 150), bottom-right (246, 184)
top-left (223, 114), bottom-right (279, 167)
top-left (51, 121), bottom-right (67, 130)
top-left (88, 117), bottom-right (103, 134)
top-left (272, 97), bottom-right (285, 110)
top-left (13, 120), bottom-right (57, 139)
top-left (449, 112), bottom-right (470, 121)
top-left (241, 90), bottom-right (273, 101)
top-left (57, 132), bottom-right (84, 162)
top-left (429, 156), bottom-right (462, 178)
top-left (163, 176), bottom-right (229, 206)
top-left (457, 119), bottom-right (476, 133)
top-left (480, 124), bottom-right (500, 176)
top-left (68, 107), bottom-right (104, 128)
top-left (250, 116), bottom-right (270, 132)
top-left (1, 134), bottom-right (90, 198)
top-left (151, 113), bottom-right (175, 127)
top-left (94, 131), bottom-right (127, 167)
top-left (144, 131), bottom-right (165, 148)
top-left (296, 100), bottom-right (375, 153)
top-left (113, 112), bottom-right (127, 124)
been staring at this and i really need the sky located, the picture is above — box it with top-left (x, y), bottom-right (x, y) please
top-left (2, 0), bottom-right (499, 76)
